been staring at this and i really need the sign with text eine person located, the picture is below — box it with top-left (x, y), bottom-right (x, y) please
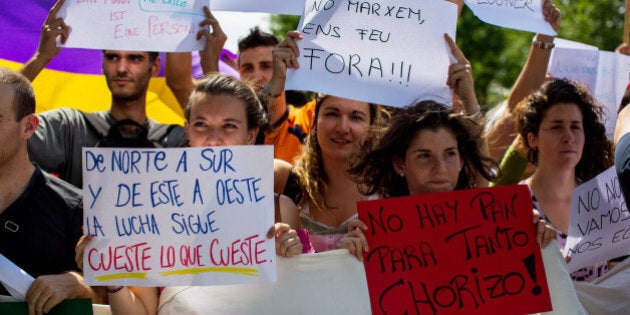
top-left (59, 0), bottom-right (208, 51)
top-left (357, 185), bottom-right (552, 315)
top-left (82, 146), bottom-right (276, 287)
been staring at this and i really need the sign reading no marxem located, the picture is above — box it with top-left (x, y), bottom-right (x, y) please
top-left (285, 0), bottom-right (457, 108)
top-left (565, 166), bottom-right (630, 272)
top-left (82, 146), bottom-right (276, 286)
top-left (59, 0), bottom-right (208, 52)
top-left (357, 185), bottom-right (552, 315)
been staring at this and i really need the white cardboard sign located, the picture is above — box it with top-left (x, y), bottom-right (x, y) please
top-left (565, 167), bottom-right (630, 273)
top-left (82, 146), bottom-right (276, 286)
top-left (285, 0), bottom-right (457, 108)
top-left (59, 0), bottom-right (209, 52)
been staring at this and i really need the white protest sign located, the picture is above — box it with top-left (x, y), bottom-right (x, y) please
top-left (548, 47), bottom-right (599, 93)
top-left (555, 38), bottom-right (598, 50)
top-left (463, 0), bottom-right (556, 36)
top-left (82, 146), bottom-right (276, 286)
top-left (211, 0), bottom-right (304, 15)
top-left (285, 0), bottom-right (457, 108)
top-left (548, 39), bottom-right (630, 139)
top-left (565, 167), bottom-right (630, 273)
top-left (59, 0), bottom-right (208, 52)
top-left (594, 51), bottom-right (630, 139)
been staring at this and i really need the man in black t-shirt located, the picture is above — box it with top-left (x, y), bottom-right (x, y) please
top-left (0, 67), bottom-right (100, 314)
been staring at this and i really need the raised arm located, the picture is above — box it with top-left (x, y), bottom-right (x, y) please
top-left (485, 0), bottom-right (560, 161)
top-left (197, 6), bottom-right (226, 75)
top-left (165, 6), bottom-right (226, 109)
top-left (506, 0), bottom-right (560, 111)
top-left (20, 0), bottom-right (68, 82)
top-left (445, 33), bottom-right (480, 116)
top-left (259, 31), bottom-right (302, 121)
top-left (165, 52), bottom-right (195, 109)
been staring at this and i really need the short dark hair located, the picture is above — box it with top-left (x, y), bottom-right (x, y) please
top-left (185, 74), bottom-right (267, 130)
top-left (101, 50), bottom-right (159, 64)
top-left (238, 27), bottom-right (279, 53)
top-left (147, 52), bottom-right (159, 64)
top-left (0, 67), bottom-right (35, 120)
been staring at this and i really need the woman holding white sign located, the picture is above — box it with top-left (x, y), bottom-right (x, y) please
top-left (76, 74), bottom-right (303, 315)
top-left (514, 78), bottom-right (614, 281)
top-left (184, 74), bottom-right (303, 253)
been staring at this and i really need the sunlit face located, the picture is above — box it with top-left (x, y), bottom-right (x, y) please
top-left (185, 93), bottom-right (257, 147)
top-left (102, 50), bottom-right (158, 101)
top-left (394, 127), bottom-right (462, 195)
top-left (528, 102), bottom-right (584, 170)
top-left (315, 96), bottom-right (371, 161)
top-left (238, 46), bottom-right (274, 93)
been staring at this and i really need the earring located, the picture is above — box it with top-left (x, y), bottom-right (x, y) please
top-left (399, 172), bottom-right (405, 177)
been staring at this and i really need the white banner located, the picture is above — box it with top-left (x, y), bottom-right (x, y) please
top-left (60, 0), bottom-right (209, 52)
top-left (158, 245), bottom-right (588, 315)
top-left (285, 0), bottom-right (457, 108)
top-left (82, 146), bottom-right (276, 286)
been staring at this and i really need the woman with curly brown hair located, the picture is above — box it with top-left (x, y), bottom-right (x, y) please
top-left (515, 78), bottom-right (614, 281)
top-left (283, 94), bottom-right (390, 252)
top-left (343, 100), bottom-right (555, 263)
top-left (350, 100), bottom-right (497, 199)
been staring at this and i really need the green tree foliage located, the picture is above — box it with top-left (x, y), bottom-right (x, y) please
top-left (270, 15), bottom-right (300, 38)
top-left (558, 0), bottom-right (625, 50)
top-left (269, 1), bottom-right (627, 108)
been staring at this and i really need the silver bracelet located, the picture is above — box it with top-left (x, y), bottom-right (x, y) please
top-left (532, 37), bottom-right (555, 50)
top-left (466, 110), bottom-right (484, 121)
